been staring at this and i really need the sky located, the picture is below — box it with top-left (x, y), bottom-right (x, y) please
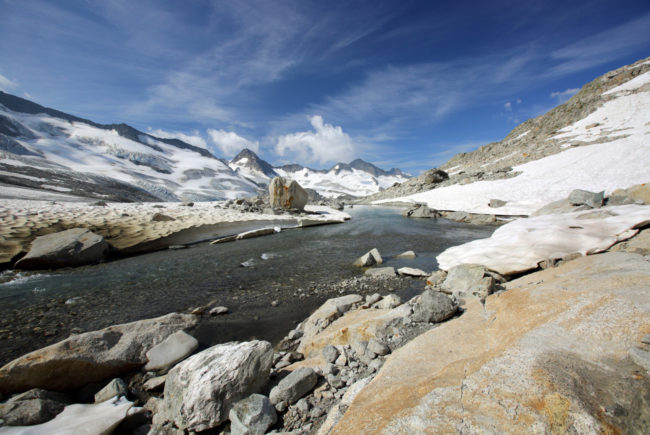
top-left (1, 0), bottom-right (649, 174)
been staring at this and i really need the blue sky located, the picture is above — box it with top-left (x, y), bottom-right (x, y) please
top-left (1, 0), bottom-right (649, 174)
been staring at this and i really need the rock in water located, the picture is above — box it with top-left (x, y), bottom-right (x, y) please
top-left (14, 228), bottom-right (109, 270)
top-left (269, 177), bottom-right (308, 211)
top-left (229, 393), bottom-right (277, 435)
top-left (269, 367), bottom-right (318, 406)
top-left (144, 330), bottom-right (199, 372)
top-left (402, 204), bottom-right (438, 218)
top-left (161, 340), bottom-right (273, 432)
top-left (0, 313), bottom-right (198, 394)
top-left (353, 248), bottom-right (383, 267)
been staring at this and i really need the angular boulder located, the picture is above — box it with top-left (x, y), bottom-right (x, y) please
top-left (397, 267), bottom-right (428, 277)
top-left (144, 330), bottom-right (199, 372)
top-left (269, 367), bottom-right (318, 406)
top-left (402, 204), bottom-right (438, 218)
top-left (14, 228), bottom-right (109, 270)
top-left (568, 189), bottom-right (604, 208)
top-left (161, 340), bottom-right (273, 432)
top-left (229, 393), bottom-right (277, 435)
top-left (94, 378), bottom-right (128, 403)
top-left (441, 263), bottom-right (494, 299)
top-left (299, 294), bottom-right (364, 341)
top-left (269, 177), bottom-right (308, 211)
top-left (411, 290), bottom-right (458, 323)
top-left (352, 248), bottom-right (382, 267)
top-left (0, 313), bottom-right (198, 394)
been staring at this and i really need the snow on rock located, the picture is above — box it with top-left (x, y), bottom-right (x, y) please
top-left (0, 396), bottom-right (133, 435)
top-left (436, 204), bottom-right (650, 275)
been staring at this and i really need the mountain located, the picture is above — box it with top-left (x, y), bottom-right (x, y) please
top-left (366, 56), bottom-right (650, 215)
top-left (228, 148), bottom-right (411, 198)
top-left (0, 91), bottom-right (259, 202)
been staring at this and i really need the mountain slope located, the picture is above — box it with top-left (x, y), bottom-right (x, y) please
top-left (373, 56), bottom-right (650, 215)
top-left (228, 148), bottom-right (279, 185)
top-left (0, 92), bottom-right (259, 202)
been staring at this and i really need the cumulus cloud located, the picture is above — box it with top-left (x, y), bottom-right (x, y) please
top-left (504, 101), bottom-right (512, 111)
top-left (0, 74), bottom-right (18, 92)
top-left (275, 115), bottom-right (356, 165)
top-left (148, 128), bottom-right (209, 149)
top-left (207, 129), bottom-right (259, 157)
top-left (550, 88), bottom-right (580, 103)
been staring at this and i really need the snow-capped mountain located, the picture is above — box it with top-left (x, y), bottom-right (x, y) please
top-left (0, 92), bottom-right (259, 202)
top-left (229, 149), bottom-right (410, 198)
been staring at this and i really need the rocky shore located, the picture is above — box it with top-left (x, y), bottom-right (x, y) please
top-left (1, 188), bottom-right (648, 433)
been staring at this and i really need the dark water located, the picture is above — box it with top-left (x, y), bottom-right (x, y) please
top-left (0, 206), bottom-right (494, 365)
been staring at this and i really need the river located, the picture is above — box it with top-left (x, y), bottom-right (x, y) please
top-left (0, 206), bottom-right (495, 365)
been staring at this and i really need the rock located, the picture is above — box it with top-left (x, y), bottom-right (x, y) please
top-left (236, 228), bottom-right (276, 240)
top-left (642, 334), bottom-right (650, 345)
top-left (402, 204), bottom-right (437, 218)
top-left (364, 267), bottom-right (395, 278)
top-left (532, 198), bottom-right (591, 216)
top-left (411, 290), bottom-right (458, 323)
top-left (0, 313), bottom-right (198, 394)
top-left (629, 347), bottom-right (650, 371)
top-left (443, 211), bottom-right (470, 223)
top-left (568, 189), bottom-right (605, 208)
top-left (0, 388), bottom-right (68, 426)
top-left (367, 339), bottom-right (390, 356)
top-left (161, 340), bottom-right (273, 432)
top-left (397, 267), bottom-right (428, 277)
top-left (300, 294), bottom-right (364, 341)
top-left (14, 228), bottom-right (109, 270)
top-left (151, 213), bottom-right (175, 222)
top-left (209, 306), bottom-right (229, 315)
top-left (94, 378), bottom-right (128, 403)
top-left (441, 264), bottom-right (489, 295)
top-left (426, 270), bottom-right (447, 287)
top-left (365, 293), bottom-right (382, 305)
top-left (422, 169), bottom-right (449, 184)
top-left (229, 393), bottom-right (277, 435)
top-left (468, 213), bottom-right (497, 225)
top-left (144, 330), bottom-right (199, 372)
top-left (2, 396), bottom-right (133, 434)
top-left (622, 183), bottom-right (650, 205)
top-left (374, 294), bottom-right (401, 310)
top-left (489, 199), bottom-right (507, 208)
top-left (269, 368), bottom-right (318, 405)
top-left (143, 375), bottom-right (166, 392)
top-left (323, 346), bottom-right (340, 364)
top-left (352, 248), bottom-right (383, 267)
top-left (269, 177), bottom-right (308, 211)
top-left (327, 252), bottom-right (650, 434)
top-left (395, 250), bottom-right (416, 259)
top-left (316, 377), bottom-right (372, 435)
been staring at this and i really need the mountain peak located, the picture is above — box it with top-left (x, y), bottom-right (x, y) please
top-left (229, 148), bottom-right (278, 180)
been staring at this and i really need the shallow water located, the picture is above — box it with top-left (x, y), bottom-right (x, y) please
top-left (0, 206), bottom-right (495, 365)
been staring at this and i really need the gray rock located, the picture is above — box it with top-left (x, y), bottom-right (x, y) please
top-left (367, 339), bottom-right (390, 356)
top-left (422, 169), bottom-right (449, 184)
top-left (0, 388), bottom-right (68, 426)
top-left (468, 214), bottom-right (497, 225)
top-left (397, 267), bottom-right (428, 277)
top-left (269, 367), bottom-right (318, 405)
top-left (395, 250), bottom-right (416, 259)
top-left (374, 294), bottom-right (401, 309)
top-left (353, 248), bottom-right (383, 267)
top-left (642, 334), bottom-right (650, 345)
top-left (326, 374), bottom-right (345, 389)
top-left (322, 346), bottom-right (340, 364)
top-left (444, 211), bottom-right (470, 223)
top-left (152, 213), bottom-right (175, 222)
top-left (629, 347), bottom-right (650, 371)
top-left (296, 398), bottom-right (310, 413)
top-left (402, 204), bottom-right (438, 218)
top-left (14, 228), bottom-right (109, 270)
top-left (441, 264), bottom-right (488, 295)
top-left (489, 199), bottom-right (507, 208)
top-left (0, 313), bottom-right (198, 394)
top-left (532, 198), bottom-right (591, 216)
top-left (365, 293), bottom-right (382, 305)
top-left (426, 270), bottom-right (447, 287)
top-left (229, 394), bottom-right (277, 435)
top-left (143, 376), bottom-right (166, 392)
top-left (269, 177), bottom-right (308, 211)
top-left (162, 340), bottom-right (273, 432)
top-left (411, 290), bottom-right (458, 323)
top-left (606, 195), bottom-right (637, 206)
top-left (94, 378), bottom-right (128, 403)
top-left (364, 267), bottom-right (396, 278)
top-left (144, 330), bottom-right (199, 372)
top-left (569, 189), bottom-right (605, 208)
top-left (209, 306), bottom-right (229, 315)
top-left (368, 358), bottom-right (384, 373)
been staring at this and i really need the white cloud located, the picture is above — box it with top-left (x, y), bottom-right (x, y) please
top-left (504, 101), bottom-right (512, 111)
top-left (0, 74), bottom-right (18, 92)
top-left (275, 115), bottom-right (356, 165)
top-left (550, 88), bottom-right (580, 103)
top-left (207, 129), bottom-right (259, 157)
top-left (148, 128), bottom-right (209, 149)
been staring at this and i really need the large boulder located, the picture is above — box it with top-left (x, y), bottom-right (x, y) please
top-left (160, 340), bottom-right (273, 432)
top-left (411, 290), bottom-right (457, 323)
top-left (441, 264), bottom-right (494, 299)
top-left (422, 168), bottom-right (449, 184)
top-left (0, 388), bottom-right (69, 426)
top-left (0, 313), bottom-right (198, 394)
top-left (14, 228), bottom-right (109, 270)
top-left (568, 189), bottom-right (605, 208)
top-left (229, 393), bottom-right (277, 435)
top-left (327, 252), bottom-right (650, 434)
top-left (269, 177), bottom-right (308, 211)
top-left (402, 204), bottom-right (438, 218)
top-left (352, 248), bottom-right (382, 267)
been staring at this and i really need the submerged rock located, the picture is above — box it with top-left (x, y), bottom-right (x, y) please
top-left (160, 340), bottom-right (273, 432)
top-left (14, 228), bottom-right (109, 270)
top-left (0, 313), bottom-right (198, 394)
